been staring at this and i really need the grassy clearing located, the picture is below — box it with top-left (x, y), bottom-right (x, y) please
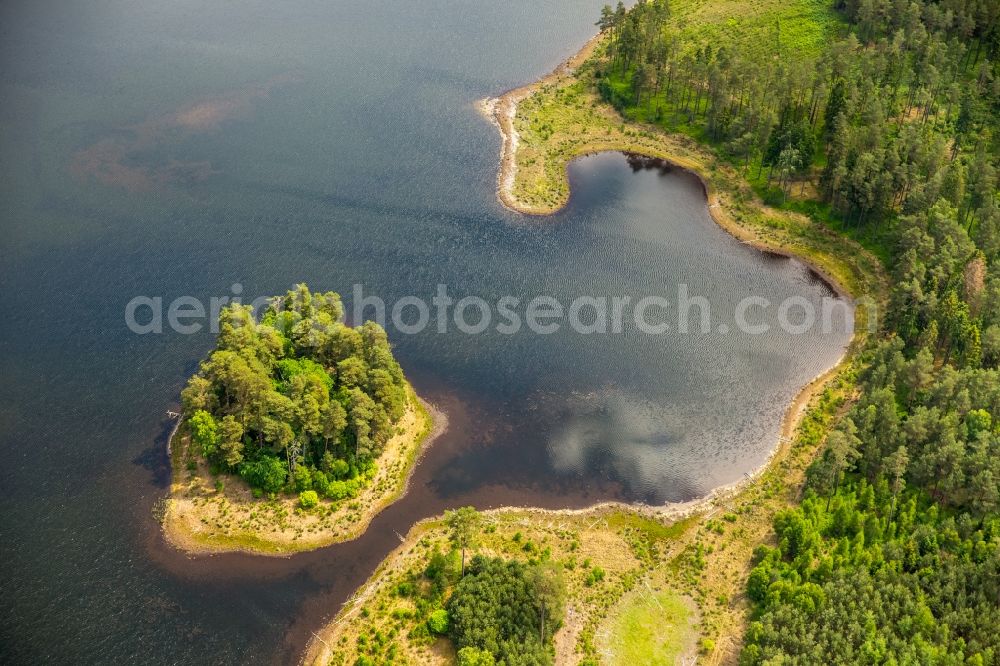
top-left (162, 385), bottom-right (437, 556)
top-left (599, 587), bottom-right (695, 665)
top-left (664, 0), bottom-right (842, 60)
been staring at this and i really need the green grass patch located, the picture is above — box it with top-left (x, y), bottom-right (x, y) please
top-left (666, 0), bottom-right (843, 60)
top-left (606, 510), bottom-right (693, 541)
top-left (604, 589), bottom-right (694, 665)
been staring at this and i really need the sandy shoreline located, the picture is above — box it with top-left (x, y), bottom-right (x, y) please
top-left (161, 389), bottom-right (446, 557)
top-left (476, 32), bottom-right (606, 215)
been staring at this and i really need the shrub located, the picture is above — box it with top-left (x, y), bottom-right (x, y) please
top-left (746, 564), bottom-right (772, 603)
top-left (239, 456), bottom-right (286, 493)
top-left (408, 622), bottom-right (430, 643)
top-left (585, 566), bottom-right (605, 586)
top-left (324, 479), bottom-right (359, 501)
top-left (426, 609), bottom-right (449, 635)
top-left (292, 465), bottom-right (312, 492)
top-left (424, 549), bottom-right (458, 588)
top-left (329, 457), bottom-right (350, 479)
top-left (312, 470), bottom-right (330, 497)
top-left (298, 490), bottom-right (319, 509)
top-left (188, 410), bottom-right (219, 458)
top-left (457, 646), bottom-right (496, 666)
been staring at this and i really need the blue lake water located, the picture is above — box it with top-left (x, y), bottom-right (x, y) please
top-left (0, 1), bottom-right (851, 663)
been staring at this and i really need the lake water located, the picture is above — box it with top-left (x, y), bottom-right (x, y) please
top-left (0, 1), bottom-right (851, 663)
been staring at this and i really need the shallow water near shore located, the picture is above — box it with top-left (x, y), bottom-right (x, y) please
top-left (0, 1), bottom-right (850, 663)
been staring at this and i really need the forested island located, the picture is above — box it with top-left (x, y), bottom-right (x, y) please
top-left (162, 284), bottom-right (437, 555)
top-left (317, 0), bottom-right (1000, 662)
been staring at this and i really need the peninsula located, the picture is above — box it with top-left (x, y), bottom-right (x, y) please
top-left (304, 0), bottom-right (895, 661)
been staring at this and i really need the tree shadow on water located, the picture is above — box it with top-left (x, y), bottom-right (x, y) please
top-left (132, 415), bottom-right (177, 490)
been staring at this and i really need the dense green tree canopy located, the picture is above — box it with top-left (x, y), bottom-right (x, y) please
top-left (446, 555), bottom-right (566, 666)
top-left (597, 0), bottom-right (999, 224)
top-left (179, 284), bottom-right (409, 500)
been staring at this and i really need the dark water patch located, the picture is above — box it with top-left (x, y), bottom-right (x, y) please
top-left (131, 417), bottom-right (177, 490)
top-left (755, 247), bottom-right (791, 262)
top-left (806, 267), bottom-right (841, 298)
top-left (624, 152), bottom-right (677, 175)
